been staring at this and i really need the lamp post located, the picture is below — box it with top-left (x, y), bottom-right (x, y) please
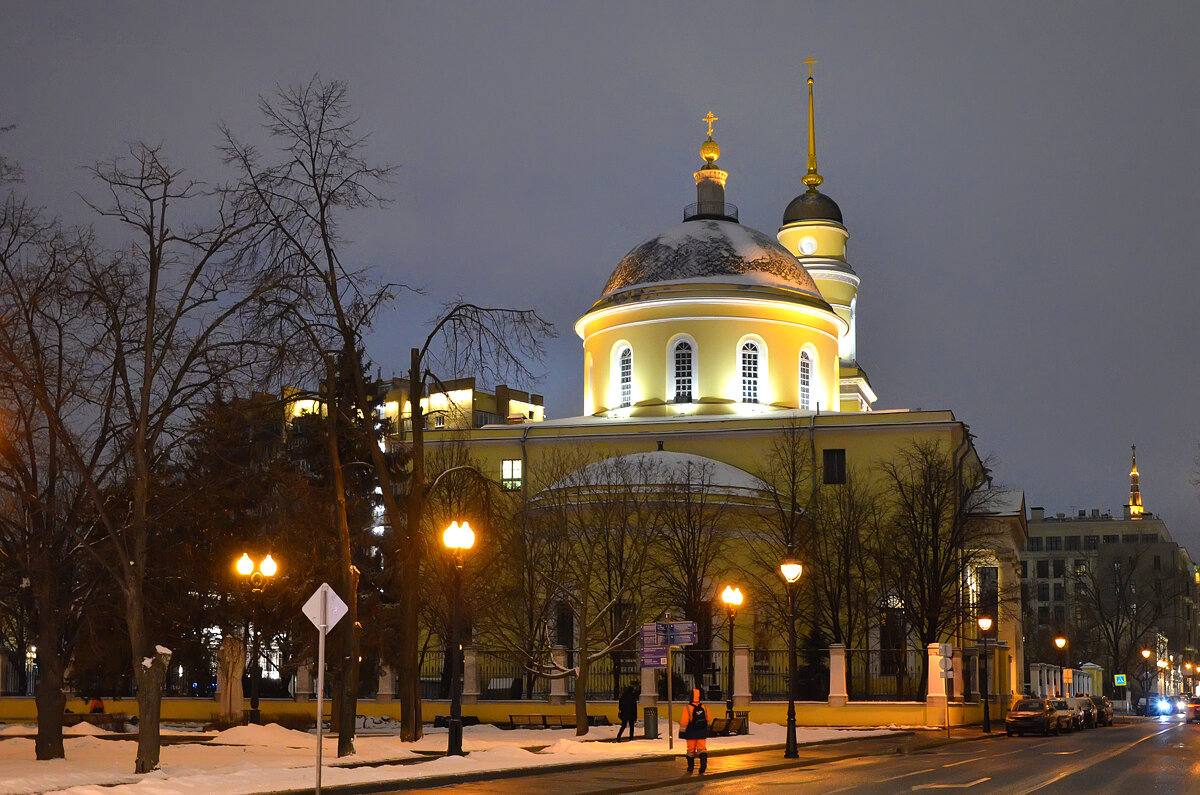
top-left (443, 520), bottom-right (475, 757)
top-left (721, 585), bottom-right (743, 721)
top-left (235, 552), bottom-right (278, 724)
top-left (1186, 663), bottom-right (1193, 696)
top-left (977, 616), bottom-right (992, 733)
top-left (779, 559), bottom-right (803, 759)
top-left (1054, 636), bottom-right (1067, 697)
top-left (1141, 648), bottom-right (1152, 713)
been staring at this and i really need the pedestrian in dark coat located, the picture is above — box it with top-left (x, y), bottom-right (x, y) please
top-left (617, 686), bottom-right (638, 741)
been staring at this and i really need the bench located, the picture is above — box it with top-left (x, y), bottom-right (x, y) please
top-left (543, 714), bottom-right (575, 728)
top-left (706, 715), bottom-right (747, 737)
top-left (506, 713), bottom-right (608, 729)
top-left (508, 714), bottom-right (544, 729)
top-left (433, 715), bottom-right (480, 728)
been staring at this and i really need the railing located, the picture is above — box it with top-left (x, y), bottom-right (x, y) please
top-left (581, 652), bottom-right (640, 700)
top-left (478, 650), bottom-right (549, 700)
top-left (750, 649), bottom-right (830, 701)
top-left (846, 648), bottom-right (925, 701)
top-left (418, 650), bottom-right (447, 700)
top-left (683, 201), bottom-right (739, 222)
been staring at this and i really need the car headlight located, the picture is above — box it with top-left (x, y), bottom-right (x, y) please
top-left (1158, 699), bottom-right (1170, 711)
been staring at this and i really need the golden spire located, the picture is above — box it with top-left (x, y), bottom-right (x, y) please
top-left (802, 57), bottom-right (823, 190)
top-left (700, 111), bottom-right (721, 165)
top-left (1129, 444), bottom-right (1144, 519)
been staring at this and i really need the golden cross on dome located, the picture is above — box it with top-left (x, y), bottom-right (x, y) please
top-left (803, 56), bottom-right (818, 77)
top-left (702, 111), bottom-right (718, 138)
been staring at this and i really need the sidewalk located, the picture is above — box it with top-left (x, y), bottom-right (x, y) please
top-left (277, 727), bottom-right (1005, 795)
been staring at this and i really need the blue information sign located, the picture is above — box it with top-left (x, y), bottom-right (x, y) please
top-left (1114, 674), bottom-right (1127, 687)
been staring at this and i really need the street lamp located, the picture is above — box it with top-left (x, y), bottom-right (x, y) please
top-left (443, 520), bottom-right (475, 757)
top-left (721, 585), bottom-right (743, 721)
top-left (1141, 648), bottom-right (1152, 712)
top-left (235, 553), bottom-right (278, 724)
top-left (779, 559), bottom-right (803, 759)
top-left (977, 615), bottom-right (993, 733)
top-left (1054, 636), bottom-right (1067, 697)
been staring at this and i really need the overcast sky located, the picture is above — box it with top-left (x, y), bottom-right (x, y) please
top-left (5, 1), bottom-right (1200, 550)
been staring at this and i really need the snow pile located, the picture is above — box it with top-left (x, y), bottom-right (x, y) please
top-left (0, 725), bottom-right (33, 736)
top-left (210, 723), bottom-right (314, 747)
top-left (62, 723), bottom-right (109, 737)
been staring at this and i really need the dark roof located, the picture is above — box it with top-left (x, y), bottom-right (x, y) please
top-left (782, 188), bottom-right (843, 225)
top-left (601, 218), bottom-right (821, 297)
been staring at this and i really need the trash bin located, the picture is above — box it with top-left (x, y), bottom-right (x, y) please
top-left (643, 706), bottom-right (659, 739)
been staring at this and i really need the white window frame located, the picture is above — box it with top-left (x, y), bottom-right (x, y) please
top-left (618, 346), bottom-right (633, 407)
top-left (501, 459), bottom-right (523, 491)
top-left (740, 340), bottom-right (760, 404)
top-left (668, 335), bottom-right (696, 403)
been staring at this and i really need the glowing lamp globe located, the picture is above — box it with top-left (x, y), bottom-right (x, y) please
top-left (1054, 637), bottom-right (1066, 650)
top-left (721, 585), bottom-right (743, 607)
top-left (443, 520), bottom-right (476, 551)
top-left (780, 560), bottom-right (803, 583)
top-left (260, 554), bottom-right (277, 577)
top-left (236, 553), bottom-right (254, 576)
top-left (1142, 649), bottom-right (1153, 660)
top-left (977, 616), bottom-right (993, 633)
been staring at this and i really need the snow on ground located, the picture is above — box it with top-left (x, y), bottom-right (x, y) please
top-left (0, 721), bottom-right (894, 795)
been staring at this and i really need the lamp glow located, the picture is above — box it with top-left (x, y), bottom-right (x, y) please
top-left (260, 554), bottom-right (277, 577)
top-left (977, 616), bottom-right (993, 633)
top-left (236, 553), bottom-right (253, 576)
top-left (721, 585), bottom-right (743, 607)
top-left (443, 520), bottom-right (476, 551)
top-left (780, 560), bottom-right (803, 584)
top-left (1054, 636), bottom-right (1066, 649)
top-left (1142, 648), bottom-right (1152, 660)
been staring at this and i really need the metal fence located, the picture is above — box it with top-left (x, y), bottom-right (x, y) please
top-left (846, 648), bottom-right (925, 701)
top-left (418, 650), bottom-right (447, 700)
top-left (580, 652), bottom-right (640, 700)
top-left (477, 650), bottom-right (549, 700)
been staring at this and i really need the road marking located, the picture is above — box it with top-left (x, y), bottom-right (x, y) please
top-left (827, 767), bottom-right (934, 792)
top-left (1015, 725), bottom-right (1177, 794)
top-left (942, 756), bottom-right (985, 767)
top-left (1043, 749), bottom-right (1079, 755)
top-left (911, 777), bottom-right (990, 790)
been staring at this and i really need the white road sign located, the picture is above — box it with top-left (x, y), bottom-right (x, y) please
top-left (303, 583), bottom-right (348, 633)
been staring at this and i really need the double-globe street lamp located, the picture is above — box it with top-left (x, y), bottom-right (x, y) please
top-left (977, 615), bottom-right (993, 733)
top-left (443, 520), bottom-right (475, 757)
top-left (1054, 636), bottom-right (1067, 697)
top-left (235, 552), bottom-right (278, 724)
top-left (780, 559), bottom-right (803, 759)
top-left (1141, 647), bottom-right (1153, 712)
top-left (720, 585), bottom-right (743, 722)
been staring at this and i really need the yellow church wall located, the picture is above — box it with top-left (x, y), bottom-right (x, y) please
top-left (778, 221), bottom-right (848, 260)
top-left (578, 296), bottom-right (842, 414)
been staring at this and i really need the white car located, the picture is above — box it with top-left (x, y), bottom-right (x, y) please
top-left (1049, 698), bottom-right (1075, 732)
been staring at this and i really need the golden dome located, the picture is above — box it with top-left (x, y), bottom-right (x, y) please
top-left (700, 137), bottom-right (720, 164)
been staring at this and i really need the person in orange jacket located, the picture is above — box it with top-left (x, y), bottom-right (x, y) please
top-left (679, 688), bottom-right (709, 773)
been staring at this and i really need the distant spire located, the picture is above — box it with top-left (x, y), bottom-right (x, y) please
top-left (690, 110), bottom-right (731, 220)
top-left (1129, 445), bottom-right (1144, 519)
top-left (699, 111), bottom-right (721, 166)
top-left (802, 57), bottom-right (823, 191)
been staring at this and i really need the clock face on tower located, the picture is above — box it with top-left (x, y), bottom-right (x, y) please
top-left (799, 236), bottom-right (818, 255)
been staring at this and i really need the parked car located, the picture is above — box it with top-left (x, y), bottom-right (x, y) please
top-left (1186, 697), bottom-right (1200, 723)
top-left (1006, 698), bottom-right (1058, 737)
top-left (1140, 694), bottom-right (1176, 716)
top-left (1089, 695), bottom-right (1114, 726)
top-left (1050, 698), bottom-right (1076, 732)
top-left (1068, 696), bottom-right (1096, 728)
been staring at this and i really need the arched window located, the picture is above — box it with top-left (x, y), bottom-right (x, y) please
top-left (799, 350), bottom-right (812, 410)
top-left (618, 346), bottom-right (632, 407)
top-left (673, 341), bottom-right (693, 403)
top-left (741, 341), bottom-right (759, 403)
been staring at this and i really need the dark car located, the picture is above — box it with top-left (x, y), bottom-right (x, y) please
top-left (1089, 695), bottom-right (1114, 726)
top-left (1006, 698), bottom-right (1057, 736)
top-left (1186, 696), bottom-right (1200, 723)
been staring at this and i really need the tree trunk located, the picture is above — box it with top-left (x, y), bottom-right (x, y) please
top-left (125, 590), bottom-right (169, 774)
top-left (326, 356), bottom-right (358, 757)
top-left (33, 558), bottom-right (66, 760)
top-left (397, 347), bottom-right (425, 742)
top-left (574, 658), bottom-right (589, 736)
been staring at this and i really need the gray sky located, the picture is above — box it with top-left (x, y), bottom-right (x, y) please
top-left (5, 1), bottom-right (1200, 550)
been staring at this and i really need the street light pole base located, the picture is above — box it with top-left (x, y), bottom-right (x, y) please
top-left (784, 719), bottom-right (798, 758)
top-left (446, 718), bottom-right (466, 756)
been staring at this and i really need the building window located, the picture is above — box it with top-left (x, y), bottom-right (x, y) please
top-left (618, 347), bottom-right (632, 407)
top-left (1053, 606), bottom-right (1065, 625)
top-left (1084, 535), bottom-right (1099, 550)
top-left (1065, 535), bottom-right (1080, 550)
top-left (1103, 534), bottom-right (1119, 544)
top-left (741, 341), bottom-right (759, 403)
top-left (673, 341), bottom-right (693, 403)
top-left (1122, 534), bottom-right (1138, 544)
top-left (1027, 537), bottom-right (1043, 552)
top-left (1053, 559), bottom-right (1065, 578)
top-left (501, 459), bottom-right (523, 491)
top-left (1037, 583), bottom-right (1049, 601)
top-left (799, 350), bottom-right (812, 410)
top-left (1020, 560), bottom-right (1028, 578)
top-left (822, 449), bottom-right (846, 485)
top-left (1142, 534), bottom-right (1159, 544)
top-left (431, 413), bottom-right (445, 429)
top-left (1037, 606), bottom-right (1049, 625)
top-left (1154, 555), bottom-right (1161, 570)
top-left (1046, 536), bottom-right (1062, 551)
top-left (1053, 583), bottom-right (1065, 601)
top-left (1036, 560), bottom-right (1049, 578)
top-left (1074, 559), bottom-right (1088, 575)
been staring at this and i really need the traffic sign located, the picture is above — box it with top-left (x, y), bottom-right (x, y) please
top-left (303, 583), bottom-right (348, 633)
top-left (1114, 674), bottom-right (1127, 687)
top-left (640, 645), bottom-right (668, 669)
top-left (939, 657), bottom-right (954, 672)
top-left (660, 620), bottom-right (698, 646)
top-left (641, 622), bottom-right (665, 646)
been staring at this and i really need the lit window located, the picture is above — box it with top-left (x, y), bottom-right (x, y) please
top-left (799, 350), bottom-right (812, 410)
top-left (741, 342), bottom-right (759, 403)
top-left (501, 459), bottom-right (523, 491)
top-left (673, 341), bottom-right (693, 403)
top-left (618, 347), bottom-right (632, 408)
top-left (431, 413), bottom-right (445, 429)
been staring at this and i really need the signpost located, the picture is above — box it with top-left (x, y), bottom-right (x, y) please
top-left (938, 644), bottom-right (953, 737)
top-left (640, 619), bottom-right (698, 750)
top-left (303, 584), bottom-right (348, 795)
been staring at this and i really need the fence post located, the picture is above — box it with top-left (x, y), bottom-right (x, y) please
top-left (462, 646), bottom-right (480, 704)
top-left (374, 665), bottom-right (394, 703)
top-left (828, 644), bottom-right (848, 707)
top-left (639, 664), bottom-right (658, 708)
top-left (733, 645), bottom-right (751, 709)
top-left (549, 646), bottom-right (568, 705)
top-left (295, 663), bottom-right (313, 703)
top-left (925, 643), bottom-right (948, 728)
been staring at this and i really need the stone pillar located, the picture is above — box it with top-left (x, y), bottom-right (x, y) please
top-left (639, 665), bottom-right (658, 708)
top-left (828, 643), bottom-right (848, 707)
top-left (549, 646), bottom-right (568, 705)
top-left (926, 643), bottom-right (949, 728)
top-left (462, 647), bottom-right (479, 704)
top-left (375, 665), bottom-right (394, 703)
top-left (295, 663), bottom-right (313, 703)
top-left (952, 652), bottom-right (964, 702)
top-left (733, 645), bottom-right (751, 709)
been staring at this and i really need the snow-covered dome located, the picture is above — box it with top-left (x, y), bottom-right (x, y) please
top-left (601, 218), bottom-right (822, 298)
